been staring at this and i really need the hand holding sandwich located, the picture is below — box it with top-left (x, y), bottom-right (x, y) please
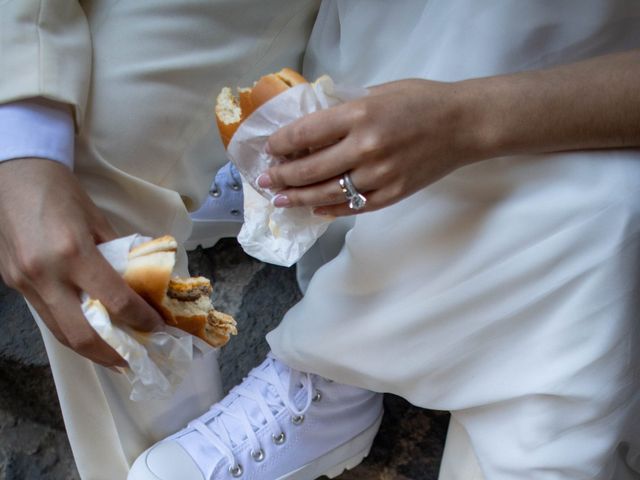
top-left (0, 159), bottom-right (164, 367)
top-left (263, 50), bottom-right (640, 216)
top-left (262, 78), bottom-right (477, 216)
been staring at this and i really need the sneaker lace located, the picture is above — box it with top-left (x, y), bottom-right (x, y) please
top-left (187, 354), bottom-right (315, 472)
top-left (228, 164), bottom-right (242, 189)
top-left (209, 163), bottom-right (242, 198)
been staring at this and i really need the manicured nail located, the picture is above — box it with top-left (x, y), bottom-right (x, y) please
top-left (273, 194), bottom-right (291, 207)
top-left (257, 173), bottom-right (273, 188)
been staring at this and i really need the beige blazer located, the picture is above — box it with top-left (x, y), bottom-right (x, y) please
top-left (0, 1), bottom-right (90, 128)
top-left (1, 1), bottom-right (319, 478)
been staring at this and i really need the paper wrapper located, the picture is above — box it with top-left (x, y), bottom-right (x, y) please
top-left (227, 76), bottom-right (368, 267)
top-left (82, 234), bottom-right (213, 401)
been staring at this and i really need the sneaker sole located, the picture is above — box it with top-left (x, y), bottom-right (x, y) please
top-left (184, 220), bottom-right (242, 250)
top-left (275, 412), bottom-right (383, 480)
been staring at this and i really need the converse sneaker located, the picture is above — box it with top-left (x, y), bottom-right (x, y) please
top-left (185, 162), bottom-right (244, 250)
top-left (128, 354), bottom-right (383, 480)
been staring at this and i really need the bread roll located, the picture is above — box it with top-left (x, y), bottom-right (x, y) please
top-left (215, 68), bottom-right (307, 148)
top-left (123, 236), bottom-right (237, 347)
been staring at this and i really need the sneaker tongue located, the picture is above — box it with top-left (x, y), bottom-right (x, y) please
top-left (213, 359), bottom-right (294, 447)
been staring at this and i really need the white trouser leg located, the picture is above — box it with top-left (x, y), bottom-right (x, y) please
top-left (438, 416), bottom-right (484, 480)
top-left (28, 1), bottom-right (319, 479)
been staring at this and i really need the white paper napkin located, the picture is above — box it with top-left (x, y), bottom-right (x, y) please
top-left (82, 234), bottom-right (213, 401)
top-left (227, 76), bottom-right (368, 267)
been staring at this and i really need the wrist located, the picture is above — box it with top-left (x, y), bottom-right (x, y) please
top-left (454, 76), bottom-right (511, 164)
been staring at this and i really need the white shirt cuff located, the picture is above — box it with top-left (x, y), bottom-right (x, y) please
top-left (0, 98), bottom-right (75, 169)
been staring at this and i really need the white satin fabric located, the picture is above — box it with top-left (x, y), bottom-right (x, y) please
top-left (267, 2), bottom-right (640, 478)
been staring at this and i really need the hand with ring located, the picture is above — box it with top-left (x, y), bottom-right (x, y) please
top-left (259, 78), bottom-right (488, 216)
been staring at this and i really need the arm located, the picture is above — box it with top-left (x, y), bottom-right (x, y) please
top-left (263, 49), bottom-right (640, 216)
top-left (470, 49), bottom-right (640, 158)
top-left (0, 1), bottom-right (163, 367)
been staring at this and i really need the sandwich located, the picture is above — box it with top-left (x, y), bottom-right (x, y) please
top-left (215, 67), bottom-right (308, 148)
top-left (123, 235), bottom-right (237, 347)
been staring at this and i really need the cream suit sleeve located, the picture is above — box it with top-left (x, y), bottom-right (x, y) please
top-left (0, 0), bottom-right (91, 129)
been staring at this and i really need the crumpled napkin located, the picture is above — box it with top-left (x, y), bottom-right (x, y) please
top-left (81, 234), bottom-right (213, 401)
top-left (227, 76), bottom-right (368, 267)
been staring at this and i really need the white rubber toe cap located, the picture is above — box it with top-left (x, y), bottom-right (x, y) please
top-left (128, 441), bottom-right (205, 480)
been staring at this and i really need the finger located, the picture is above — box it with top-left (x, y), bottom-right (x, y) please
top-left (265, 142), bottom-right (354, 189)
top-left (72, 248), bottom-right (164, 332)
top-left (267, 103), bottom-right (353, 157)
top-left (45, 285), bottom-right (128, 367)
top-left (274, 169), bottom-right (375, 209)
top-left (19, 281), bottom-right (69, 346)
top-left (312, 187), bottom-right (395, 217)
top-left (89, 211), bottom-right (118, 244)
top-left (78, 194), bottom-right (118, 244)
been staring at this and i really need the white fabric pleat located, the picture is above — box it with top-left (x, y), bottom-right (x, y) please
top-left (269, 2), bottom-right (640, 478)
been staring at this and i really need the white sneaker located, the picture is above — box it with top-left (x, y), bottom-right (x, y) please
top-left (185, 162), bottom-right (244, 250)
top-left (128, 354), bottom-right (383, 480)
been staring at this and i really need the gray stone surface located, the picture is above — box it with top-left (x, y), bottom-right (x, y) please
top-left (0, 409), bottom-right (79, 480)
top-left (0, 239), bottom-right (447, 479)
top-left (0, 285), bottom-right (63, 431)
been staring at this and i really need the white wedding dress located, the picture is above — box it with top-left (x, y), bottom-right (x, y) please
top-left (267, 1), bottom-right (640, 478)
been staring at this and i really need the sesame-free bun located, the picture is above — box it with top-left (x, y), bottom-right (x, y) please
top-left (123, 236), bottom-right (237, 347)
top-left (215, 68), bottom-right (307, 148)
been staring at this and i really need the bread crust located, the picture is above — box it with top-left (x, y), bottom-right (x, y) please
top-left (123, 236), bottom-right (236, 347)
top-left (123, 251), bottom-right (174, 306)
top-left (128, 235), bottom-right (177, 259)
top-left (215, 68), bottom-right (308, 148)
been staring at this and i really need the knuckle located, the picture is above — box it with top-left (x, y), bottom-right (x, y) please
top-left (53, 232), bottom-right (84, 261)
top-left (101, 353), bottom-right (126, 368)
top-left (375, 162), bottom-right (396, 182)
top-left (356, 132), bottom-right (386, 158)
top-left (270, 168), bottom-right (289, 188)
top-left (350, 102), bottom-right (370, 123)
top-left (67, 331), bottom-right (96, 354)
top-left (15, 252), bottom-right (45, 279)
top-left (288, 123), bottom-right (308, 148)
top-left (108, 292), bottom-right (134, 317)
top-left (285, 191), bottom-right (301, 206)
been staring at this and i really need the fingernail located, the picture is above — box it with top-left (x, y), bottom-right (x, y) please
top-left (313, 208), bottom-right (329, 216)
top-left (273, 194), bottom-right (291, 207)
top-left (265, 142), bottom-right (273, 155)
top-left (257, 173), bottom-right (273, 188)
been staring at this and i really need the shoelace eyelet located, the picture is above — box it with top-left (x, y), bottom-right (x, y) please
top-left (272, 432), bottom-right (286, 445)
top-left (209, 187), bottom-right (221, 198)
top-left (230, 209), bottom-right (241, 216)
top-left (229, 463), bottom-right (243, 477)
top-left (250, 448), bottom-right (265, 462)
top-left (312, 390), bottom-right (322, 402)
top-left (230, 183), bottom-right (241, 191)
top-left (291, 414), bottom-right (305, 425)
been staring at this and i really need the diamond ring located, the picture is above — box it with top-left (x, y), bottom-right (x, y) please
top-left (338, 173), bottom-right (367, 211)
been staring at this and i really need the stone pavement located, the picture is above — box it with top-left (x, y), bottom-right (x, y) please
top-left (0, 239), bottom-right (447, 480)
